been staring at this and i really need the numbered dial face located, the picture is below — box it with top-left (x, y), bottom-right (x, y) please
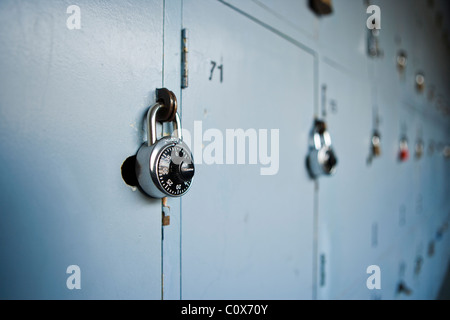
top-left (157, 144), bottom-right (194, 196)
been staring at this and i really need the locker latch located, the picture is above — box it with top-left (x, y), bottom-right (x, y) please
top-left (415, 139), bottom-right (424, 160)
top-left (309, 0), bottom-right (333, 16)
top-left (371, 130), bottom-right (382, 158)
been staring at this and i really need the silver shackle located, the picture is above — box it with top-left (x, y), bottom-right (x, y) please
top-left (147, 103), bottom-right (182, 146)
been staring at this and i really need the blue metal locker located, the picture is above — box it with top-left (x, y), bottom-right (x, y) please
top-left (0, 0), bottom-right (164, 299)
top-left (181, 0), bottom-right (315, 299)
top-left (0, 0), bottom-right (448, 300)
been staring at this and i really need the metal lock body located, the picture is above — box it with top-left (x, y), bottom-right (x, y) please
top-left (415, 139), bottom-right (424, 159)
top-left (371, 130), bottom-right (382, 157)
top-left (396, 50), bottom-right (407, 73)
top-left (398, 136), bottom-right (410, 162)
top-left (136, 103), bottom-right (194, 198)
top-left (415, 72), bottom-right (425, 93)
top-left (307, 119), bottom-right (338, 178)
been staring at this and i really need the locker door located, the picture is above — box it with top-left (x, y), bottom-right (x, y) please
top-left (0, 0), bottom-right (163, 299)
top-left (316, 62), bottom-right (372, 300)
top-left (181, 0), bottom-right (315, 299)
top-left (317, 0), bottom-right (369, 76)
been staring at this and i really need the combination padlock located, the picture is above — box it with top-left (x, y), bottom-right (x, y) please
top-left (135, 103), bottom-right (194, 198)
top-left (371, 130), bottom-right (382, 157)
top-left (398, 137), bottom-right (409, 162)
top-left (415, 72), bottom-right (425, 93)
top-left (307, 119), bottom-right (338, 178)
top-left (415, 139), bottom-right (424, 160)
top-left (396, 50), bottom-right (407, 74)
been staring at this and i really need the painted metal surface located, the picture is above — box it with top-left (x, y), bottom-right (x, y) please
top-left (315, 62), bottom-right (373, 300)
top-left (161, 0), bottom-right (183, 300)
top-left (0, 0), bottom-right (164, 299)
top-left (0, 0), bottom-right (448, 300)
top-left (180, 0), bottom-right (315, 299)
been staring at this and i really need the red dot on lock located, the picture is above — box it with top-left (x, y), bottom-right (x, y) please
top-left (399, 148), bottom-right (409, 162)
top-left (398, 138), bottom-right (409, 162)
top-left (399, 139), bottom-right (409, 162)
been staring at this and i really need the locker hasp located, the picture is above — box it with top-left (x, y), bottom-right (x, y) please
top-left (156, 88), bottom-right (178, 122)
top-left (309, 0), bottom-right (333, 16)
top-left (415, 72), bottom-right (425, 93)
top-left (415, 139), bottom-right (424, 160)
top-left (397, 50), bottom-right (407, 73)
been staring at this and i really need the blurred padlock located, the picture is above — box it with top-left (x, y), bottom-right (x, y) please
top-left (396, 50), bottom-right (407, 73)
top-left (371, 130), bottom-right (382, 157)
top-left (444, 145), bottom-right (450, 159)
top-left (399, 137), bottom-right (409, 162)
top-left (415, 72), bottom-right (425, 93)
top-left (415, 139), bottom-right (424, 160)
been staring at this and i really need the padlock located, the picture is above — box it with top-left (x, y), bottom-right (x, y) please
top-left (398, 137), bottom-right (409, 162)
top-left (415, 139), bottom-right (424, 160)
top-left (444, 145), bottom-right (450, 159)
top-left (371, 130), bottom-right (382, 157)
top-left (415, 72), bottom-right (425, 93)
top-left (307, 119), bottom-right (338, 178)
top-left (135, 102), bottom-right (194, 198)
top-left (396, 50), bottom-right (407, 73)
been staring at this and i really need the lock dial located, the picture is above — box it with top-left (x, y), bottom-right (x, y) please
top-left (157, 144), bottom-right (194, 196)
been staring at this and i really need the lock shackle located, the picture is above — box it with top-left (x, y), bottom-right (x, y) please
top-left (312, 120), bottom-right (332, 150)
top-left (313, 130), bottom-right (332, 149)
top-left (147, 102), bottom-right (182, 146)
top-left (399, 136), bottom-right (409, 150)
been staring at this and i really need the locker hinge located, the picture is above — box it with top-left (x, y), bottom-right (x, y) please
top-left (181, 28), bottom-right (189, 89)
